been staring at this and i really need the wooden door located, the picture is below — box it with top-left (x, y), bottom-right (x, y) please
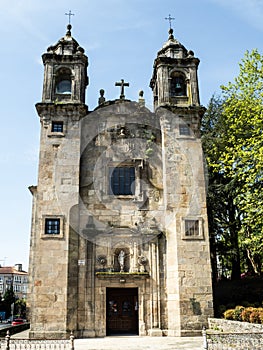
top-left (106, 288), bottom-right (138, 335)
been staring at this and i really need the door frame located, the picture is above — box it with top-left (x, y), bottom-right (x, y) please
top-left (106, 287), bottom-right (139, 336)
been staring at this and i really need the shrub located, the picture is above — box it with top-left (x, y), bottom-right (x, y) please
top-left (241, 307), bottom-right (254, 322)
top-left (223, 306), bottom-right (263, 324)
top-left (232, 306), bottom-right (245, 321)
top-left (223, 309), bottom-right (235, 320)
top-left (259, 309), bottom-right (263, 324)
top-left (250, 309), bottom-right (261, 324)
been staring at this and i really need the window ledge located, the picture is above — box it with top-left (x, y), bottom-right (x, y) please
top-left (111, 195), bottom-right (134, 199)
top-left (41, 234), bottom-right (64, 240)
top-left (48, 133), bottom-right (65, 138)
top-left (96, 271), bottom-right (149, 279)
top-left (182, 235), bottom-right (204, 240)
top-left (177, 135), bottom-right (195, 140)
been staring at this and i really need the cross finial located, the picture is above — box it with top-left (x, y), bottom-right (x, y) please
top-left (165, 14), bottom-right (175, 29)
top-left (115, 79), bottom-right (129, 99)
top-left (65, 10), bottom-right (75, 25)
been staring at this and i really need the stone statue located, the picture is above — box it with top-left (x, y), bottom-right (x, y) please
top-left (118, 250), bottom-right (125, 272)
top-left (98, 89), bottom-right (106, 105)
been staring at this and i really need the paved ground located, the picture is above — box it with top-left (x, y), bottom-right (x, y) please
top-left (11, 330), bottom-right (204, 350)
top-left (74, 336), bottom-right (204, 350)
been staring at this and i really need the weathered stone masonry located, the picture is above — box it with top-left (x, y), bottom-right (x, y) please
top-left (28, 24), bottom-right (213, 339)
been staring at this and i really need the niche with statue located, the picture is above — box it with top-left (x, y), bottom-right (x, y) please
top-left (113, 248), bottom-right (130, 272)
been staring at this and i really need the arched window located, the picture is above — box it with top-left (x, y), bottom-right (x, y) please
top-left (170, 74), bottom-right (186, 97)
top-left (56, 80), bottom-right (71, 94)
top-left (55, 68), bottom-right (72, 94)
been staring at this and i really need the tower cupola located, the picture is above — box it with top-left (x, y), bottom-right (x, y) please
top-left (150, 28), bottom-right (201, 111)
top-left (41, 24), bottom-right (88, 104)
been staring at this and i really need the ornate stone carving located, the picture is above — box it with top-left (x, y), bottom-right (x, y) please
top-left (138, 256), bottom-right (148, 272)
top-left (97, 255), bottom-right (107, 267)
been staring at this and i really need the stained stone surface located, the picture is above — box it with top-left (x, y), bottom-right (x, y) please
top-left (28, 25), bottom-right (213, 339)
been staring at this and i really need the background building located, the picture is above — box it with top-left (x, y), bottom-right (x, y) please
top-left (0, 264), bottom-right (28, 300)
top-left (28, 24), bottom-right (213, 339)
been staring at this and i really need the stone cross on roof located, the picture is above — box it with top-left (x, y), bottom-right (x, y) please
top-left (115, 79), bottom-right (129, 99)
top-left (165, 14), bottom-right (175, 29)
top-left (65, 10), bottom-right (75, 24)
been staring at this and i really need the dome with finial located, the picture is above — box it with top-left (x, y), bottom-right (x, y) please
top-left (157, 28), bottom-right (194, 60)
top-left (46, 24), bottom-right (85, 56)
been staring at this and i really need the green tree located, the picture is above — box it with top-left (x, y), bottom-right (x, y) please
top-left (202, 95), bottom-right (241, 280)
top-left (220, 49), bottom-right (263, 275)
top-left (3, 287), bottom-right (16, 318)
top-left (3, 288), bottom-right (15, 304)
top-left (15, 298), bottom-right (26, 318)
top-left (203, 50), bottom-right (263, 276)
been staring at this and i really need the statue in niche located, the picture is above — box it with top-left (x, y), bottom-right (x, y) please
top-left (118, 250), bottom-right (125, 272)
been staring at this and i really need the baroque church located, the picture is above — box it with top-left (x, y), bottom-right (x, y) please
top-left (28, 21), bottom-right (213, 339)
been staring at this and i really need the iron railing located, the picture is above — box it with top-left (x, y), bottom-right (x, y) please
top-left (0, 331), bottom-right (74, 350)
top-left (202, 327), bottom-right (263, 349)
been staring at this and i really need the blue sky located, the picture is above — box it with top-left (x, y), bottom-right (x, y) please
top-left (1, 0), bottom-right (263, 270)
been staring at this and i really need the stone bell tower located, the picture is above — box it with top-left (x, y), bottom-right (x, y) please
top-left (28, 24), bottom-right (88, 338)
top-left (150, 27), bottom-right (213, 336)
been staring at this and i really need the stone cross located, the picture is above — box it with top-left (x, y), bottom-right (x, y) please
top-left (65, 10), bottom-right (75, 24)
top-left (165, 14), bottom-right (175, 29)
top-left (115, 79), bottom-right (129, 99)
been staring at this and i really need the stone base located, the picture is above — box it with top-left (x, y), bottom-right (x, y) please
top-left (167, 329), bottom-right (181, 337)
top-left (180, 329), bottom-right (202, 337)
top-left (148, 328), bottom-right (163, 336)
top-left (80, 329), bottom-right (96, 338)
top-left (29, 331), bottom-right (68, 339)
top-left (139, 322), bottom-right (146, 336)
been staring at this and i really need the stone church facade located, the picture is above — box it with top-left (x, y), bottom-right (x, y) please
top-left (28, 24), bottom-right (213, 339)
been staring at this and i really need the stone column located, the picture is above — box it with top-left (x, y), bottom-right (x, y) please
top-left (43, 64), bottom-right (53, 102)
top-left (157, 65), bottom-right (170, 106)
top-left (107, 240), bottom-right (112, 271)
top-left (133, 242), bottom-right (138, 272)
top-left (148, 240), bottom-right (162, 336)
top-left (138, 283), bottom-right (146, 336)
top-left (82, 240), bottom-right (96, 337)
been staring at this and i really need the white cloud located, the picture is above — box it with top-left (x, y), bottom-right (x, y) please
top-left (210, 0), bottom-right (263, 30)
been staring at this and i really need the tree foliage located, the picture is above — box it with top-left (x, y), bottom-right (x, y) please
top-left (3, 288), bottom-right (15, 304)
top-left (202, 96), bottom-right (241, 280)
top-left (203, 50), bottom-right (263, 277)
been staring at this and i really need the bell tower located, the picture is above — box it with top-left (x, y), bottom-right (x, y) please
top-left (150, 26), bottom-right (213, 336)
top-left (150, 27), bottom-right (206, 136)
top-left (150, 27), bottom-right (201, 108)
top-left (41, 24), bottom-right (88, 104)
top-left (28, 24), bottom-right (88, 339)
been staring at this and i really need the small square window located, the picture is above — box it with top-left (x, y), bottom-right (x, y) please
top-left (45, 218), bottom-right (60, 235)
top-left (185, 220), bottom-right (199, 236)
top-left (52, 121), bottom-right (63, 133)
top-left (179, 124), bottom-right (190, 136)
top-left (182, 217), bottom-right (203, 239)
top-left (109, 167), bottom-right (135, 195)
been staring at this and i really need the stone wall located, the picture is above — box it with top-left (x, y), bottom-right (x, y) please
top-left (208, 317), bottom-right (263, 333)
